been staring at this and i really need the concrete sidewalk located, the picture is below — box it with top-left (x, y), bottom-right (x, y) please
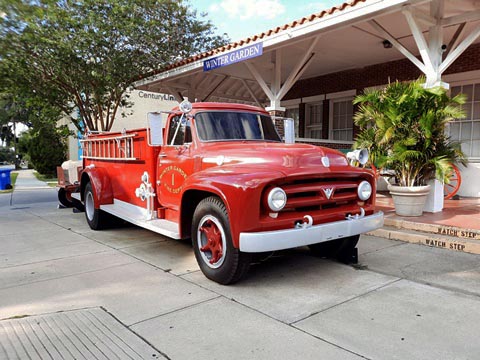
top-left (1, 199), bottom-right (479, 359)
top-left (0, 169), bottom-right (57, 208)
top-left (13, 169), bottom-right (51, 190)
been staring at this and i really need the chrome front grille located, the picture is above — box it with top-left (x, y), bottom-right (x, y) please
top-left (280, 178), bottom-right (360, 212)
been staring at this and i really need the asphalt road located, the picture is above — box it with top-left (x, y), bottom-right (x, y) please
top-left (1, 188), bottom-right (479, 359)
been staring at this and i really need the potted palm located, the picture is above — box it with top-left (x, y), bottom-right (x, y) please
top-left (353, 78), bottom-right (467, 216)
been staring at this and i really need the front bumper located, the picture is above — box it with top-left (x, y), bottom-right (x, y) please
top-left (239, 211), bottom-right (384, 253)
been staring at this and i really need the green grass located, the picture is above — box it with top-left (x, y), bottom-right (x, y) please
top-left (33, 171), bottom-right (57, 182)
top-left (0, 171), bottom-right (18, 194)
top-left (11, 172), bottom-right (18, 186)
top-left (33, 171), bottom-right (58, 187)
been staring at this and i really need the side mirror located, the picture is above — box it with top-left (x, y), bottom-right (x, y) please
top-left (147, 112), bottom-right (164, 146)
top-left (283, 118), bottom-right (295, 144)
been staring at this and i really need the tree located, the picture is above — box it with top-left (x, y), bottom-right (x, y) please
top-left (0, 90), bottom-right (69, 172)
top-left (0, 93), bottom-right (30, 166)
top-left (0, 147), bottom-right (15, 164)
top-left (0, 0), bottom-right (228, 132)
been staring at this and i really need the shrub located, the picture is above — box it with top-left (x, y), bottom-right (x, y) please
top-left (353, 78), bottom-right (467, 187)
top-left (22, 125), bottom-right (67, 177)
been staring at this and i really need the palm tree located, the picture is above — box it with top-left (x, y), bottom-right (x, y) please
top-left (353, 78), bottom-right (467, 187)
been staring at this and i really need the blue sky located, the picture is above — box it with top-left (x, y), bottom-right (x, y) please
top-left (190, 0), bottom-right (344, 42)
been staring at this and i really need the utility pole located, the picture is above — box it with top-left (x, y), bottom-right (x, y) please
top-left (12, 117), bottom-right (18, 169)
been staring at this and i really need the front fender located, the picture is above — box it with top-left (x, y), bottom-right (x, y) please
top-left (182, 167), bottom-right (285, 248)
top-left (81, 166), bottom-right (114, 207)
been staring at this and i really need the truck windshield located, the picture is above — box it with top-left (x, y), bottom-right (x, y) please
top-left (195, 111), bottom-right (281, 142)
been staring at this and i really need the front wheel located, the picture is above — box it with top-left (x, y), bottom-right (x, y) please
top-left (192, 197), bottom-right (251, 285)
top-left (308, 235), bottom-right (359, 262)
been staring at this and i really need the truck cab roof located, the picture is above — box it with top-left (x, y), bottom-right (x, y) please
top-left (172, 102), bottom-right (269, 115)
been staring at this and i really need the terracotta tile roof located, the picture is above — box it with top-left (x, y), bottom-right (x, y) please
top-left (139, 0), bottom-right (366, 80)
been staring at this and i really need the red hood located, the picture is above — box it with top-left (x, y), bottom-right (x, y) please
top-left (200, 142), bottom-right (358, 178)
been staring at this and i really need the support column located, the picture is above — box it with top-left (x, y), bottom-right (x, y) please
top-left (424, 1), bottom-right (445, 212)
top-left (245, 37), bottom-right (318, 114)
top-left (426, 0), bottom-right (445, 88)
top-left (268, 109), bottom-right (286, 138)
top-left (370, 1), bottom-right (480, 91)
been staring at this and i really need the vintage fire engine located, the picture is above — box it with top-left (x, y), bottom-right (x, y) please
top-left (73, 101), bottom-right (383, 284)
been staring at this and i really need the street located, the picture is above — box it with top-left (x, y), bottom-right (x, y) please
top-left (0, 183), bottom-right (479, 359)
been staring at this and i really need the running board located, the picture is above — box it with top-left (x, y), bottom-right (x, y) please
top-left (100, 199), bottom-right (181, 239)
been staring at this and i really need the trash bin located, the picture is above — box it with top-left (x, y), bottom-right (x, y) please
top-left (0, 168), bottom-right (12, 190)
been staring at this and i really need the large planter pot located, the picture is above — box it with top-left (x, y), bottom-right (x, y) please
top-left (387, 184), bottom-right (431, 217)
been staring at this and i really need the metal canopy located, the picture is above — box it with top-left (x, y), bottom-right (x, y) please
top-left (135, 0), bottom-right (480, 109)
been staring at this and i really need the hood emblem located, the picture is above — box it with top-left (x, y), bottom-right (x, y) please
top-left (321, 156), bottom-right (330, 167)
top-left (322, 187), bottom-right (335, 200)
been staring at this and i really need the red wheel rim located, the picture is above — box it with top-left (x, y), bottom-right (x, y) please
top-left (197, 215), bottom-right (226, 268)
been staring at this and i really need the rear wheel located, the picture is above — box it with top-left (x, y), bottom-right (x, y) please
top-left (58, 188), bottom-right (73, 208)
top-left (308, 235), bottom-right (359, 261)
top-left (84, 182), bottom-right (108, 230)
top-left (72, 195), bottom-right (85, 212)
top-left (192, 196), bottom-right (251, 285)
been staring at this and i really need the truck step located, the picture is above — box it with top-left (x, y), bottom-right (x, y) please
top-left (101, 199), bottom-right (181, 239)
top-left (367, 225), bottom-right (480, 255)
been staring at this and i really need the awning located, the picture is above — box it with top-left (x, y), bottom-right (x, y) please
top-left (134, 0), bottom-right (480, 110)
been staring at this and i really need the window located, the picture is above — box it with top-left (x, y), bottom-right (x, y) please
top-left (305, 102), bottom-right (323, 139)
top-left (285, 107), bottom-right (299, 137)
top-left (449, 83), bottom-right (480, 159)
top-left (331, 98), bottom-right (353, 141)
top-left (167, 115), bottom-right (191, 145)
top-left (195, 111), bottom-right (281, 142)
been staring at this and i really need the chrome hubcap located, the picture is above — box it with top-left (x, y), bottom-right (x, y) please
top-left (85, 190), bottom-right (95, 221)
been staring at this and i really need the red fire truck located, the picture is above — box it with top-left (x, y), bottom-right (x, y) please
top-left (73, 101), bottom-right (383, 284)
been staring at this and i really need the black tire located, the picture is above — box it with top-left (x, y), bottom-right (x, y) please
top-left (58, 187), bottom-right (74, 208)
top-left (308, 235), bottom-right (359, 260)
top-left (72, 196), bottom-right (85, 212)
top-left (192, 196), bottom-right (251, 285)
top-left (84, 182), bottom-right (108, 230)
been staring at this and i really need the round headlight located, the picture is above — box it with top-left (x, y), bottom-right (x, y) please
top-left (267, 187), bottom-right (287, 212)
top-left (358, 181), bottom-right (372, 200)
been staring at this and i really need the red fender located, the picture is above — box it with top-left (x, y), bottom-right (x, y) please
top-left (180, 167), bottom-right (284, 248)
top-left (81, 166), bottom-right (114, 208)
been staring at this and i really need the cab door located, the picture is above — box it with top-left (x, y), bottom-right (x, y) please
top-left (157, 115), bottom-right (195, 210)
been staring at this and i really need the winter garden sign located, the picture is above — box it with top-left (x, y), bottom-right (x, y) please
top-left (203, 43), bottom-right (263, 71)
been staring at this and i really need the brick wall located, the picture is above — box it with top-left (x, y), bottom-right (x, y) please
top-left (284, 43), bottom-right (480, 100)
top-left (282, 43), bottom-right (480, 150)
top-left (268, 110), bottom-right (286, 138)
